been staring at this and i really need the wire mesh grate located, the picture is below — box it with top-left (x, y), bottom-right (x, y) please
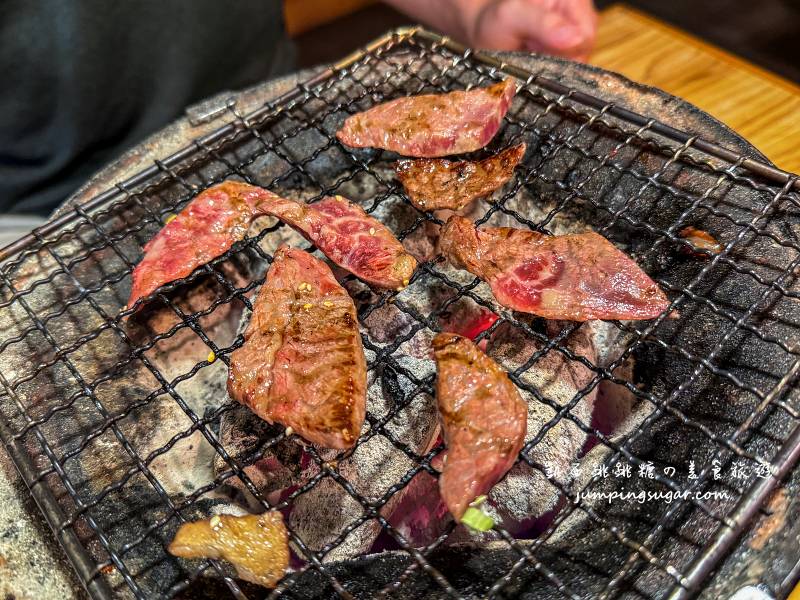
top-left (1, 28), bottom-right (800, 600)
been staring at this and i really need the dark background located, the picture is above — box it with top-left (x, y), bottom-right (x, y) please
top-left (294, 0), bottom-right (800, 84)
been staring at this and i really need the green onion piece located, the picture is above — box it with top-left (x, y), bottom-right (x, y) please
top-left (461, 507), bottom-right (494, 532)
top-left (469, 495), bottom-right (487, 508)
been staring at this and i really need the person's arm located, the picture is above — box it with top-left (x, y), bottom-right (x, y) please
top-left (384, 0), bottom-right (597, 61)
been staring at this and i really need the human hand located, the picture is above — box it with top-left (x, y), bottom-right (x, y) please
top-left (462, 0), bottom-right (597, 61)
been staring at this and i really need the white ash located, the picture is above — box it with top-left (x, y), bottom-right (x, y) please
top-left (590, 321), bottom-right (637, 368)
top-left (481, 186), bottom-right (594, 236)
top-left (208, 502), bottom-right (251, 518)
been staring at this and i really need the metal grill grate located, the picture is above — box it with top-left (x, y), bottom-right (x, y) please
top-left (2, 28), bottom-right (800, 600)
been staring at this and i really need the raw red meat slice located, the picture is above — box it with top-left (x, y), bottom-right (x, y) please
top-left (433, 332), bottom-right (527, 521)
top-left (396, 143), bottom-right (526, 211)
top-left (270, 192), bottom-right (416, 290)
top-left (336, 79), bottom-right (517, 157)
top-left (227, 246), bottom-right (366, 449)
top-left (128, 181), bottom-right (416, 308)
top-left (439, 216), bottom-right (669, 321)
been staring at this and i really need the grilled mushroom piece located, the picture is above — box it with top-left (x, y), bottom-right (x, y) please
top-left (168, 512), bottom-right (289, 588)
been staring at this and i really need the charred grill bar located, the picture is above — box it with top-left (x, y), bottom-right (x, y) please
top-left (1, 27), bottom-right (800, 599)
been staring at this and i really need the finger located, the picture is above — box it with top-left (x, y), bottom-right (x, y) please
top-left (472, 0), bottom-right (574, 52)
top-left (498, 0), bottom-right (589, 54)
top-left (525, 0), bottom-right (596, 59)
top-left (523, 36), bottom-right (591, 62)
top-left (559, 0), bottom-right (598, 44)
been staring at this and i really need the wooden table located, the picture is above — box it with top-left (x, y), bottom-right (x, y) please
top-left (591, 4), bottom-right (800, 173)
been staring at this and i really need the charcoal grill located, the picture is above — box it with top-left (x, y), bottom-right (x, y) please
top-left (2, 27), bottom-right (800, 600)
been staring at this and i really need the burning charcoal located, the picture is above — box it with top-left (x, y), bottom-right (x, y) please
top-left (360, 296), bottom-right (419, 344)
top-left (387, 470), bottom-right (449, 548)
top-left (213, 403), bottom-right (304, 496)
top-left (392, 320), bottom-right (626, 549)
top-left (440, 305), bottom-right (499, 350)
top-left (397, 268), bottom-right (501, 342)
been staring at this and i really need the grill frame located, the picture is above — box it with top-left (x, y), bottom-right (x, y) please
top-left (0, 26), bottom-right (799, 600)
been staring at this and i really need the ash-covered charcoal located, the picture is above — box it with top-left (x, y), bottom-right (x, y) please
top-left (390, 327), bottom-right (438, 381)
top-left (401, 219), bottom-right (439, 264)
top-left (595, 355), bottom-right (639, 436)
top-left (400, 264), bottom-right (501, 330)
top-left (587, 323), bottom-right (641, 436)
top-left (213, 403), bottom-right (305, 496)
top-left (467, 318), bottom-right (601, 538)
top-left (358, 292), bottom-right (420, 344)
top-left (289, 349), bottom-right (438, 562)
top-left (387, 318), bottom-right (614, 550)
top-left (476, 185), bottom-right (568, 232)
top-left (105, 274), bottom-right (255, 499)
top-left (250, 212), bottom-right (312, 258)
